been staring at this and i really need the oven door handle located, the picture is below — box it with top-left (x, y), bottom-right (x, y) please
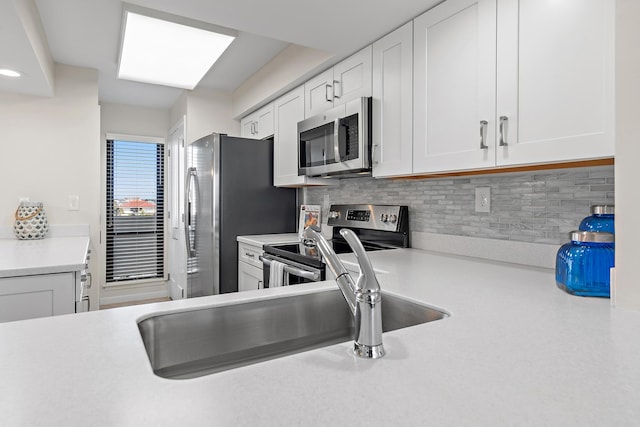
top-left (259, 256), bottom-right (321, 281)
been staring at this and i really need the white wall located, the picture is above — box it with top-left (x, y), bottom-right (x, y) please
top-left (170, 88), bottom-right (239, 144)
top-left (99, 102), bottom-right (170, 306)
top-left (169, 92), bottom-right (188, 133)
top-left (613, 0), bottom-right (640, 311)
top-left (100, 102), bottom-right (169, 139)
top-left (232, 44), bottom-right (334, 119)
top-left (0, 64), bottom-right (100, 307)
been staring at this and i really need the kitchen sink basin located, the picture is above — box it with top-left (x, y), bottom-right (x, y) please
top-left (138, 290), bottom-right (448, 379)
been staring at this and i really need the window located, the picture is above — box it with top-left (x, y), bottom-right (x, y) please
top-left (106, 139), bottom-right (165, 283)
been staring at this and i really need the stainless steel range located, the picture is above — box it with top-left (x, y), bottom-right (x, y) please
top-left (261, 204), bottom-right (409, 287)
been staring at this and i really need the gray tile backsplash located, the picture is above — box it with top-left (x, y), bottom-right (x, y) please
top-left (303, 166), bottom-right (614, 245)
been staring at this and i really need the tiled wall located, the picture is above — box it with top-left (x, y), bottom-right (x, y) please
top-left (303, 166), bottom-right (614, 245)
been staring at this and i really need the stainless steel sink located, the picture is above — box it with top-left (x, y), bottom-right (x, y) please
top-left (138, 290), bottom-right (447, 379)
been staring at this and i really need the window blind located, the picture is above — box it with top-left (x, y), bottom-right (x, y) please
top-left (106, 140), bottom-right (165, 283)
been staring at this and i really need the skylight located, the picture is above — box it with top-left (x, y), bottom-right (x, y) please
top-left (117, 9), bottom-right (236, 90)
top-left (0, 69), bottom-right (21, 78)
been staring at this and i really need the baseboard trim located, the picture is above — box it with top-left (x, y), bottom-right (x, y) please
top-left (99, 289), bottom-right (168, 306)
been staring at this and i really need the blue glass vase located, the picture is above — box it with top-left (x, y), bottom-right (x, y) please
top-left (556, 231), bottom-right (615, 298)
top-left (579, 205), bottom-right (614, 233)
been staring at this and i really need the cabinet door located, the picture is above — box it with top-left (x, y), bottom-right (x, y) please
top-left (333, 46), bottom-right (372, 106)
top-left (372, 22), bottom-right (414, 178)
top-left (0, 273), bottom-right (75, 322)
top-left (274, 86), bottom-right (306, 186)
top-left (255, 103), bottom-right (274, 139)
top-left (413, 0), bottom-right (497, 173)
top-left (238, 262), bottom-right (263, 292)
top-left (240, 114), bottom-right (256, 138)
top-left (304, 69), bottom-right (334, 118)
top-left (274, 87), bottom-right (339, 187)
top-left (496, 0), bottom-right (615, 166)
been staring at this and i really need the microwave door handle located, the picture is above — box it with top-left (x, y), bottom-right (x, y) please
top-left (333, 118), bottom-right (341, 162)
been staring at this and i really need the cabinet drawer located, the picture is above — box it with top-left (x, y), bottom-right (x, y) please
top-left (238, 242), bottom-right (263, 269)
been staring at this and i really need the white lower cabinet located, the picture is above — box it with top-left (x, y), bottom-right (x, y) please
top-left (238, 262), bottom-right (263, 292)
top-left (237, 242), bottom-right (264, 292)
top-left (0, 272), bottom-right (75, 323)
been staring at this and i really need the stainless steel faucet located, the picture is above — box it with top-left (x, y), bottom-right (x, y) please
top-left (303, 225), bottom-right (385, 359)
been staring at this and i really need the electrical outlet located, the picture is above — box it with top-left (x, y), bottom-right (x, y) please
top-left (475, 187), bottom-right (491, 213)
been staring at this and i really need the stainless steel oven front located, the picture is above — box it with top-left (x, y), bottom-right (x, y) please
top-left (260, 253), bottom-right (325, 287)
top-left (297, 97), bottom-right (372, 178)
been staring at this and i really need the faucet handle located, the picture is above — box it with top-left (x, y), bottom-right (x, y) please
top-left (339, 229), bottom-right (380, 292)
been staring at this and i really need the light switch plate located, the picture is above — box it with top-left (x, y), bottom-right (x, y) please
top-left (68, 195), bottom-right (80, 211)
top-left (475, 187), bottom-right (491, 213)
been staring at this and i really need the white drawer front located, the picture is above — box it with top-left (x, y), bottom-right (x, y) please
top-left (238, 242), bottom-right (263, 269)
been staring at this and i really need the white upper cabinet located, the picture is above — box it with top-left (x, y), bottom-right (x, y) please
top-left (304, 46), bottom-right (373, 118)
top-left (413, 0), bottom-right (497, 174)
top-left (240, 102), bottom-right (274, 140)
top-left (304, 69), bottom-right (335, 118)
top-left (495, 0), bottom-right (615, 166)
top-left (412, 0), bottom-right (614, 175)
top-left (372, 22), bottom-right (414, 178)
top-left (273, 86), bottom-right (335, 187)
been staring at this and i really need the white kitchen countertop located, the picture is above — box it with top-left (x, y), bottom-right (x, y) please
top-left (236, 233), bottom-right (300, 247)
top-left (1, 248), bottom-right (639, 426)
top-left (0, 236), bottom-right (90, 277)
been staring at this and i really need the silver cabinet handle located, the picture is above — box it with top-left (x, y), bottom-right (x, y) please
top-left (480, 120), bottom-right (488, 149)
top-left (245, 252), bottom-right (255, 258)
top-left (325, 84), bottom-right (332, 103)
top-left (333, 80), bottom-right (341, 99)
top-left (372, 144), bottom-right (379, 165)
top-left (499, 116), bottom-right (509, 146)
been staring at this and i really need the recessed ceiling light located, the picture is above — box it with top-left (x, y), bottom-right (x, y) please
top-left (117, 8), bottom-right (236, 90)
top-left (0, 69), bottom-right (21, 78)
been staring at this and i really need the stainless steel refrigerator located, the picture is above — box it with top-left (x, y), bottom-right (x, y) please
top-left (185, 133), bottom-right (297, 296)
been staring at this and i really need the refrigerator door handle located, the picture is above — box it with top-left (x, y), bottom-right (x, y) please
top-left (185, 167), bottom-right (198, 258)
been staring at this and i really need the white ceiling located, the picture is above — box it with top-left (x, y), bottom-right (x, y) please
top-left (1, 0), bottom-right (442, 109)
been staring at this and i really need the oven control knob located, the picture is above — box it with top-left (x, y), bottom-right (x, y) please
top-left (388, 214), bottom-right (397, 224)
top-left (328, 211), bottom-right (340, 219)
top-left (380, 213), bottom-right (388, 223)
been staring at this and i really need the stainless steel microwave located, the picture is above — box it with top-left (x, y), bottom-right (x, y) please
top-left (297, 97), bottom-right (372, 178)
